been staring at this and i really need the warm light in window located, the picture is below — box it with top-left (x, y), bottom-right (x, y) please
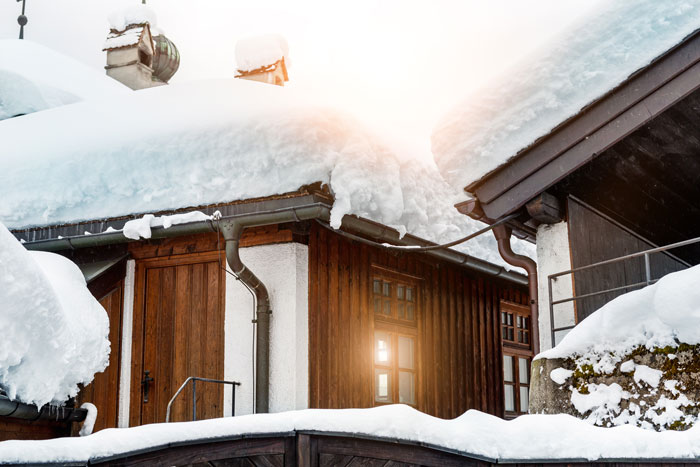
top-left (377, 339), bottom-right (389, 362)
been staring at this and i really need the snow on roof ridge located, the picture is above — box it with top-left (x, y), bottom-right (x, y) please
top-left (431, 0), bottom-right (700, 191)
top-left (235, 34), bottom-right (290, 72)
top-left (108, 4), bottom-right (157, 32)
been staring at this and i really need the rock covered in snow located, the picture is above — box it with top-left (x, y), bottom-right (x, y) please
top-left (235, 34), bottom-right (290, 72)
top-left (432, 0), bottom-right (700, 190)
top-left (0, 40), bottom-right (127, 121)
top-left (0, 78), bottom-right (534, 270)
top-left (0, 222), bottom-right (110, 407)
top-left (530, 266), bottom-right (700, 430)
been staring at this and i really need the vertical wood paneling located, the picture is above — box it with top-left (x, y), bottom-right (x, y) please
top-left (307, 223), bottom-right (529, 419)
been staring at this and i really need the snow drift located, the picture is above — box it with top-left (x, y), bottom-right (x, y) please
top-left (538, 265), bottom-right (700, 360)
top-left (235, 34), bottom-right (290, 72)
top-left (432, 0), bottom-right (700, 190)
top-left (0, 222), bottom-right (109, 407)
top-left (0, 78), bottom-right (534, 269)
top-left (1, 405), bottom-right (700, 463)
top-left (0, 40), bottom-right (127, 121)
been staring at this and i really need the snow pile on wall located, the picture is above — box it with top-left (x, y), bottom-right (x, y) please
top-left (432, 1), bottom-right (700, 189)
top-left (0, 222), bottom-right (110, 407)
top-left (0, 40), bottom-right (127, 121)
top-left (236, 34), bottom-right (290, 72)
top-left (108, 4), bottom-right (157, 31)
top-left (531, 265), bottom-right (700, 430)
top-left (0, 78), bottom-right (534, 269)
top-left (104, 26), bottom-right (147, 51)
top-left (2, 405), bottom-right (700, 464)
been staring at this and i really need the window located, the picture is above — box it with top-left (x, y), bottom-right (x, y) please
top-left (372, 267), bottom-right (420, 406)
top-left (501, 301), bottom-right (533, 417)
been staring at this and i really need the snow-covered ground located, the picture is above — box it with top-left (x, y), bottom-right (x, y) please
top-left (432, 0), bottom-right (700, 190)
top-left (0, 40), bottom-right (127, 121)
top-left (0, 77), bottom-right (534, 269)
top-left (0, 222), bottom-right (110, 407)
top-left (1, 405), bottom-right (700, 464)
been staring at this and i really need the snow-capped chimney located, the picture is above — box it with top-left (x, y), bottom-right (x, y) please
top-left (235, 35), bottom-right (289, 86)
top-left (103, 4), bottom-right (179, 90)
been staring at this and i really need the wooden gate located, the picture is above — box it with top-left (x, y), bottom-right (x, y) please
top-left (129, 252), bottom-right (225, 426)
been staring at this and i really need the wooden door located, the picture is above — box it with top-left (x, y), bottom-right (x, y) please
top-left (76, 283), bottom-right (123, 432)
top-left (130, 252), bottom-right (225, 426)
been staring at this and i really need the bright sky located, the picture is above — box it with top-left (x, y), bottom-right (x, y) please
top-left (0, 0), bottom-right (601, 160)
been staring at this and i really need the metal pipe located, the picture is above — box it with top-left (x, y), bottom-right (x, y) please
top-left (217, 204), bottom-right (329, 413)
top-left (493, 225), bottom-right (539, 354)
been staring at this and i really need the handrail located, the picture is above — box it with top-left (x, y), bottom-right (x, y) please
top-left (165, 377), bottom-right (241, 423)
top-left (548, 235), bottom-right (700, 347)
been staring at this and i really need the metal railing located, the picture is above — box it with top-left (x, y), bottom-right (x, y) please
top-left (165, 377), bottom-right (241, 423)
top-left (548, 236), bottom-right (700, 346)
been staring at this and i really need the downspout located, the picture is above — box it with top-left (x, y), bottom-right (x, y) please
top-left (218, 221), bottom-right (271, 414)
top-left (493, 224), bottom-right (540, 354)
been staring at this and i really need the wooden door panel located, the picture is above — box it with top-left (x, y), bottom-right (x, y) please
top-left (77, 284), bottom-right (123, 432)
top-left (132, 254), bottom-right (225, 426)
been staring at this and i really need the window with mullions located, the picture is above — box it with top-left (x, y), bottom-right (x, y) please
top-left (500, 301), bottom-right (533, 418)
top-left (372, 268), bottom-right (420, 407)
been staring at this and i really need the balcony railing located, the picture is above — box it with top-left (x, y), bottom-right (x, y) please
top-left (548, 236), bottom-right (700, 347)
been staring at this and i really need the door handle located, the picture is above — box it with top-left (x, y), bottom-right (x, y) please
top-left (142, 370), bottom-right (154, 403)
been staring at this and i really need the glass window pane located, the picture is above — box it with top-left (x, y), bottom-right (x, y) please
top-left (503, 355), bottom-right (514, 382)
top-left (517, 315), bottom-right (522, 328)
top-left (406, 287), bottom-right (413, 302)
top-left (375, 369), bottom-right (392, 403)
top-left (406, 304), bottom-right (415, 321)
top-left (507, 313), bottom-right (513, 325)
top-left (501, 312), bottom-right (506, 324)
top-left (397, 285), bottom-right (404, 300)
top-left (508, 328), bottom-right (514, 341)
top-left (375, 331), bottom-right (391, 364)
top-left (524, 332), bottom-right (529, 345)
top-left (523, 317), bottom-right (529, 329)
top-left (398, 336), bottom-right (414, 369)
top-left (383, 282), bottom-right (391, 297)
top-left (373, 298), bottom-right (381, 314)
top-left (398, 303), bottom-right (405, 319)
top-left (504, 384), bottom-right (515, 412)
top-left (520, 386), bottom-right (529, 413)
top-left (399, 371), bottom-right (415, 404)
top-left (518, 330), bottom-right (523, 343)
top-left (373, 279), bottom-right (381, 295)
top-left (519, 358), bottom-right (529, 384)
top-left (384, 301), bottom-right (391, 315)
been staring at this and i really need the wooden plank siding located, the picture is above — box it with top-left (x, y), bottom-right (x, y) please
top-left (307, 223), bottom-right (529, 419)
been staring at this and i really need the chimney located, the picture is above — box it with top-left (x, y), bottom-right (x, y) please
top-left (235, 35), bottom-right (289, 86)
top-left (103, 4), bottom-right (179, 90)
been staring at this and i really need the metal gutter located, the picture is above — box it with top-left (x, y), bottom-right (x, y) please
top-left (0, 396), bottom-right (87, 423)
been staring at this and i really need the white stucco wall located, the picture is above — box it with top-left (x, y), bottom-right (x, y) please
top-left (224, 242), bottom-right (309, 416)
top-left (536, 222), bottom-right (575, 351)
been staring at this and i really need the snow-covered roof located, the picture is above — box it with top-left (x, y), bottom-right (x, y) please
top-left (0, 78), bottom-right (533, 269)
top-left (235, 34), bottom-right (290, 73)
top-left (0, 222), bottom-right (109, 408)
top-left (431, 1), bottom-right (700, 191)
top-left (1, 405), bottom-right (700, 463)
top-left (103, 25), bottom-right (148, 51)
top-left (107, 4), bottom-right (157, 32)
top-left (0, 40), bottom-right (127, 121)
top-left (538, 264), bottom-right (700, 361)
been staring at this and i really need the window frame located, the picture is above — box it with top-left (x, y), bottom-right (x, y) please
top-left (371, 266), bottom-right (422, 408)
top-left (500, 300), bottom-right (533, 418)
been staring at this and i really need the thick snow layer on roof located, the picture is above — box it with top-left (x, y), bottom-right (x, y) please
top-left (104, 26), bottom-right (145, 50)
top-left (0, 222), bottom-right (109, 408)
top-left (1, 405), bottom-right (700, 463)
top-left (432, 1), bottom-right (700, 190)
top-left (538, 265), bottom-right (700, 361)
top-left (236, 34), bottom-right (290, 72)
top-left (108, 4), bottom-right (157, 32)
top-left (0, 40), bottom-right (127, 120)
top-left (0, 78), bottom-right (534, 269)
